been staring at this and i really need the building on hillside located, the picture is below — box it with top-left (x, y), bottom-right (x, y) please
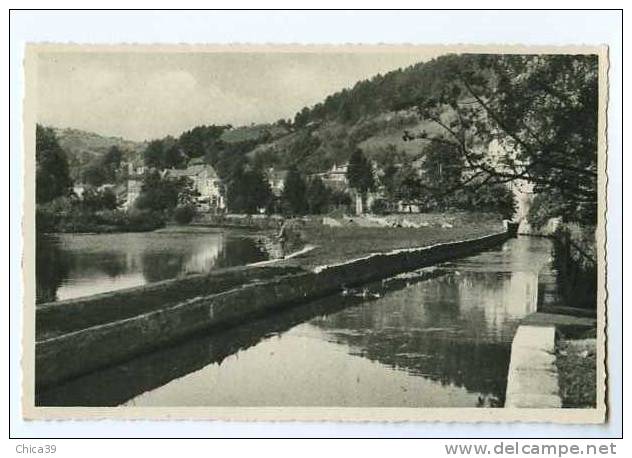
top-left (120, 157), bottom-right (147, 210)
top-left (124, 177), bottom-right (143, 210)
top-left (166, 158), bottom-right (225, 212)
top-left (411, 156), bottom-right (425, 178)
top-left (126, 161), bottom-right (146, 177)
top-left (265, 168), bottom-right (288, 196)
top-left (311, 163), bottom-right (349, 192)
top-left (73, 184), bottom-right (87, 198)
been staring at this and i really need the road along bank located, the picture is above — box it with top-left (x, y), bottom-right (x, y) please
top-left (36, 228), bottom-right (515, 389)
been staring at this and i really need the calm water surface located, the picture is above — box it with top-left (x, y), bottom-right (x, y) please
top-left (37, 236), bottom-right (557, 408)
top-left (36, 231), bottom-right (268, 303)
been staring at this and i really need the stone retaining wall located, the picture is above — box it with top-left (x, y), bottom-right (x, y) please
top-left (36, 230), bottom-right (512, 388)
top-left (505, 325), bottom-right (562, 408)
top-left (36, 264), bottom-right (303, 340)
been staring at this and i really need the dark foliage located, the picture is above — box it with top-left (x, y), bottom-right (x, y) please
top-left (82, 146), bottom-right (124, 186)
top-left (226, 168), bottom-right (272, 214)
top-left (143, 137), bottom-right (187, 170)
top-left (36, 125), bottom-right (73, 204)
top-left (407, 54), bottom-right (598, 226)
top-left (346, 148), bottom-right (375, 194)
top-left (305, 177), bottom-right (330, 214)
top-left (177, 125), bottom-right (230, 160)
top-left (135, 171), bottom-right (195, 213)
top-left (281, 167), bottom-right (308, 215)
top-left (79, 186), bottom-right (118, 212)
top-left (173, 205), bottom-right (198, 225)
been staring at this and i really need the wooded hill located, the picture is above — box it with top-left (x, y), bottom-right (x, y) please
top-left (50, 52), bottom-right (598, 227)
top-left (53, 128), bottom-right (147, 181)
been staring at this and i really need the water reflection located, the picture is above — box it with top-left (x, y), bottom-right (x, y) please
top-left (308, 270), bottom-right (531, 406)
top-left (37, 237), bottom-right (556, 408)
top-left (36, 232), bottom-right (268, 303)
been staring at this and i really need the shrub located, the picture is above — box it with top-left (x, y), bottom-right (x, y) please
top-left (173, 205), bottom-right (197, 225)
top-left (36, 196), bottom-right (78, 233)
top-left (126, 209), bottom-right (166, 231)
top-left (36, 207), bottom-right (59, 233)
top-left (80, 186), bottom-right (118, 212)
top-left (553, 223), bottom-right (597, 309)
top-left (370, 198), bottom-right (389, 215)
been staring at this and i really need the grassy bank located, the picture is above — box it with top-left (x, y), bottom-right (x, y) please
top-left (556, 329), bottom-right (597, 408)
top-left (285, 218), bottom-right (504, 269)
top-left (37, 207), bottom-right (166, 234)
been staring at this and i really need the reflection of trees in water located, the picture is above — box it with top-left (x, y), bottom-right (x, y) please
top-left (94, 255), bottom-right (127, 278)
top-left (37, 234), bottom-right (270, 303)
top-left (69, 252), bottom-right (128, 279)
top-left (214, 237), bottom-right (267, 269)
top-left (140, 237), bottom-right (266, 283)
top-left (36, 237), bottom-right (129, 303)
top-left (36, 233), bottom-right (271, 304)
top-left (310, 272), bottom-right (520, 403)
top-left (317, 316), bottom-right (510, 403)
top-left (36, 236), bottom-right (72, 303)
top-left (141, 251), bottom-right (187, 284)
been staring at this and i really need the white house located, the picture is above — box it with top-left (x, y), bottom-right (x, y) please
top-left (311, 163), bottom-right (349, 192)
top-left (265, 168), bottom-right (288, 196)
top-left (124, 178), bottom-right (143, 210)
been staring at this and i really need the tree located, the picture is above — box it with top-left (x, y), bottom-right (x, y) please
top-left (177, 125), bottom-right (228, 160)
top-left (80, 186), bottom-right (118, 212)
top-left (82, 145), bottom-right (124, 186)
top-left (305, 176), bottom-right (330, 214)
top-left (83, 163), bottom-right (107, 187)
top-left (226, 168), bottom-right (272, 214)
top-left (420, 142), bottom-right (464, 193)
top-left (173, 205), bottom-right (197, 224)
top-left (281, 167), bottom-right (308, 215)
top-left (143, 137), bottom-right (186, 170)
top-left (102, 146), bottom-right (123, 180)
top-left (390, 163), bottom-right (423, 208)
top-left (36, 125), bottom-right (73, 204)
top-left (407, 54), bottom-right (598, 226)
top-left (452, 182), bottom-right (516, 220)
top-left (346, 148), bottom-right (375, 195)
top-left (135, 171), bottom-right (194, 213)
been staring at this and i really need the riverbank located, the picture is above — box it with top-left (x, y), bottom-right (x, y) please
top-left (556, 332), bottom-right (597, 408)
top-left (284, 219), bottom-right (503, 269)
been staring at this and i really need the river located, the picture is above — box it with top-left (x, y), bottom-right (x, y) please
top-left (36, 230), bottom-right (269, 303)
top-left (36, 236), bottom-right (559, 408)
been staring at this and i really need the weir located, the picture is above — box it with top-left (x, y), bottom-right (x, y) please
top-left (36, 229), bottom-right (514, 389)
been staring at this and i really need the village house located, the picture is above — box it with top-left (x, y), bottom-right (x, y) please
top-left (166, 158), bottom-right (225, 212)
top-left (265, 168), bottom-right (288, 196)
top-left (121, 159), bottom-right (145, 210)
top-left (311, 163), bottom-right (349, 191)
top-left (124, 178), bottom-right (143, 210)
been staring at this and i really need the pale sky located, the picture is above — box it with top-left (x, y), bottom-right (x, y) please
top-left (36, 50), bottom-right (441, 141)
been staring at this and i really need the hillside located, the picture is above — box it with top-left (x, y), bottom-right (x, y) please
top-left (53, 128), bottom-right (147, 180)
top-left (53, 54), bottom-right (477, 179)
top-left (241, 54), bottom-right (469, 174)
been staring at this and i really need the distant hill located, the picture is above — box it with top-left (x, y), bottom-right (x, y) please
top-left (53, 128), bottom-right (147, 180)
